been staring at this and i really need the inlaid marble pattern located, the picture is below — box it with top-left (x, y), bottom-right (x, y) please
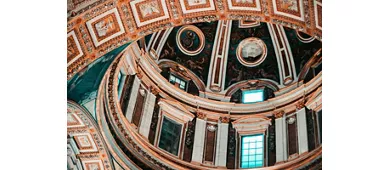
top-left (179, 0), bottom-right (216, 14)
top-left (86, 8), bottom-right (125, 47)
top-left (73, 133), bottom-right (98, 152)
top-left (67, 0), bottom-right (321, 80)
top-left (130, 0), bottom-right (170, 27)
top-left (272, 0), bottom-right (304, 21)
top-left (82, 160), bottom-right (104, 170)
top-left (227, 0), bottom-right (261, 11)
top-left (67, 31), bottom-right (84, 66)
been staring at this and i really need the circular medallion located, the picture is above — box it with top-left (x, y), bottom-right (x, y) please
top-left (236, 37), bottom-right (267, 67)
top-left (296, 30), bottom-right (315, 43)
top-left (176, 25), bottom-right (205, 56)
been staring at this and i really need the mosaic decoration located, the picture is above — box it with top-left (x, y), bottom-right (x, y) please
top-left (73, 133), bottom-right (98, 152)
top-left (283, 27), bottom-right (321, 75)
top-left (272, 0), bottom-right (304, 21)
top-left (176, 25), bottom-right (205, 56)
top-left (225, 21), bottom-right (280, 88)
top-left (82, 160), bottom-right (104, 170)
top-left (67, 31), bottom-right (84, 66)
top-left (86, 8), bottom-right (125, 47)
top-left (67, 101), bottom-right (113, 170)
top-left (159, 21), bottom-right (218, 83)
top-left (66, 0), bottom-right (322, 81)
top-left (179, 0), bottom-right (216, 14)
top-left (130, 0), bottom-right (170, 27)
top-left (227, 0), bottom-right (262, 11)
top-left (67, 112), bottom-right (85, 128)
top-left (236, 37), bottom-right (267, 67)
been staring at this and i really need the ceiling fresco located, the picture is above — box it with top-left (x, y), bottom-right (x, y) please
top-left (158, 21), bottom-right (218, 83)
top-left (225, 21), bottom-right (280, 89)
top-left (67, 1), bottom-right (323, 169)
top-left (284, 27), bottom-right (322, 74)
top-left (67, 0), bottom-right (322, 78)
top-left (138, 20), bottom-right (321, 98)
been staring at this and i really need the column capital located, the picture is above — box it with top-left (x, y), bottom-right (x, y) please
top-left (219, 116), bottom-right (230, 123)
top-left (296, 100), bottom-right (306, 110)
top-left (136, 66), bottom-right (143, 79)
top-left (197, 112), bottom-right (206, 120)
top-left (274, 110), bottom-right (285, 119)
top-left (150, 86), bottom-right (160, 96)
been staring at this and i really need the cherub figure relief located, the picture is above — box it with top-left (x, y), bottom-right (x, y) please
top-left (186, 57), bottom-right (205, 80)
top-left (186, 57), bottom-right (204, 71)
top-left (95, 19), bottom-right (114, 37)
top-left (159, 42), bottom-right (176, 59)
top-left (228, 64), bottom-right (243, 86)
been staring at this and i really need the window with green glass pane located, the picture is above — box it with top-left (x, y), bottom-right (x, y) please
top-left (169, 74), bottom-right (187, 91)
top-left (241, 134), bottom-right (264, 168)
top-left (158, 116), bottom-right (182, 156)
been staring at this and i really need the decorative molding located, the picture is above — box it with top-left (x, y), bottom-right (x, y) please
top-left (176, 25), bottom-right (206, 56)
top-left (232, 115), bottom-right (272, 133)
top-left (296, 100), bottom-right (306, 110)
top-left (219, 116), bottom-right (230, 123)
top-left (197, 111), bottom-right (206, 119)
top-left (274, 110), bottom-right (285, 118)
top-left (130, 43), bottom-right (323, 113)
top-left (67, 100), bottom-right (113, 170)
top-left (67, 0), bottom-right (322, 79)
top-left (94, 54), bottom-right (323, 170)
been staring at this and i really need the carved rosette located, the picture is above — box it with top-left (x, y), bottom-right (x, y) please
top-left (296, 100), bottom-right (306, 110)
top-left (219, 116), bottom-right (230, 123)
top-left (197, 111), bottom-right (206, 119)
top-left (150, 86), bottom-right (160, 96)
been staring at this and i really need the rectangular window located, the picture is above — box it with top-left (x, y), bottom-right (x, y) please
top-left (169, 74), bottom-right (187, 91)
top-left (241, 134), bottom-right (264, 168)
top-left (242, 89), bottom-right (265, 104)
top-left (158, 116), bottom-right (182, 156)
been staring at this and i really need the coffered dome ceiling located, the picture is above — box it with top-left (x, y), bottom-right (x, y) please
top-left (67, 0), bottom-right (322, 169)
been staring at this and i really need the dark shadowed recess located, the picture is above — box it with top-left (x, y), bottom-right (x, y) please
top-left (159, 21), bottom-right (218, 84)
top-left (284, 27), bottom-right (322, 74)
top-left (225, 21), bottom-right (280, 89)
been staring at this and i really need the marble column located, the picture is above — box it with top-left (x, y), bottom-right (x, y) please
top-left (215, 122), bottom-right (229, 167)
top-left (139, 92), bottom-right (156, 138)
top-left (191, 118), bottom-right (206, 163)
top-left (125, 77), bottom-right (140, 122)
top-left (297, 108), bottom-right (309, 154)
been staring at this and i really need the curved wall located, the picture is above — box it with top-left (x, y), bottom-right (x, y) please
top-left (92, 45), bottom-right (322, 169)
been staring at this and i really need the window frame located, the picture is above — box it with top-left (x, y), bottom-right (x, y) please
top-left (117, 69), bottom-right (127, 99)
top-left (241, 88), bottom-right (265, 104)
top-left (155, 112), bottom-right (186, 158)
top-left (168, 73), bottom-right (189, 92)
top-left (237, 131), bottom-right (267, 169)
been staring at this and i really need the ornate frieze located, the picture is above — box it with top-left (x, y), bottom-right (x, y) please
top-left (67, 101), bottom-right (113, 170)
top-left (67, 0), bottom-right (322, 79)
top-left (274, 110), bottom-right (285, 118)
